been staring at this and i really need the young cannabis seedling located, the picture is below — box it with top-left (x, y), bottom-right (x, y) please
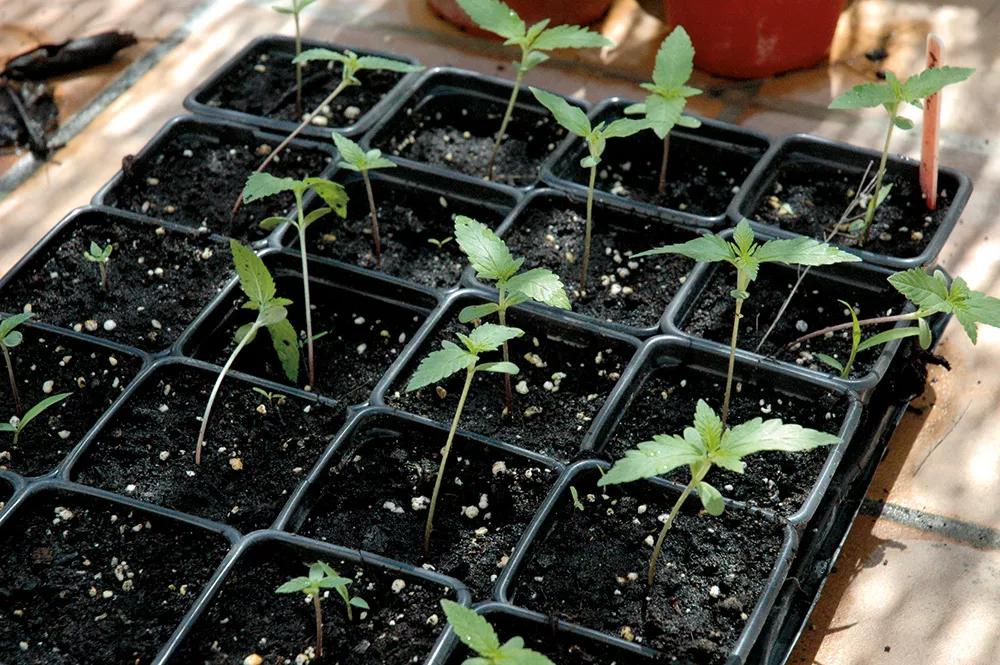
top-left (276, 560), bottom-right (369, 660)
top-left (83, 241), bottom-right (113, 291)
top-left (636, 220), bottom-right (858, 424)
top-left (530, 87), bottom-right (646, 287)
top-left (428, 236), bottom-right (453, 250)
top-left (243, 171), bottom-right (348, 387)
top-left (454, 215), bottom-right (569, 414)
top-left (331, 131), bottom-right (396, 268)
top-left (600, 400), bottom-right (839, 586)
top-left (456, 0), bottom-right (613, 180)
top-left (406, 323), bottom-right (523, 552)
top-left (196, 240), bottom-right (300, 465)
top-left (828, 65), bottom-right (973, 243)
top-left (272, 0), bottom-right (317, 116)
top-left (625, 26), bottom-right (702, 196)
top-left (0, 312), bottom-right (32, 415)
top-left (440, 599), bottom-right (556, 665)
top-left (0, 392), bottom-right (71, 447)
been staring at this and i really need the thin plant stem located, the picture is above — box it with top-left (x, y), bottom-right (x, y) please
top-left (861, 112), bottom-right (896, 244)
top-left (580, 164), bottom-right (596, 289)
top-left (344, 594), bottom-right (353, 621)
top-left (361, 168), bottom-right (382, 269)
top-left (496, 285), bottom-right (513, 416)
top-left (425, 366), bottom-right (475, 553)
top-left (487, 68), bottom-right (525, 181)
top-left (313, 594), bottom-right (324, 659)
top-left (647, 465), bottom-right (708, 587)
top-left (657, 134), bottom-right (670, 196)
top-left (787, 311), bottom-right (922, 349)
top-left (721, 297), bottom-right (743, 426)
top-left (99, 263), bottom-right (108, 291)
top-left (196, 323), bottom-right (256, 464)
top-left (2, 345), bottom-right (22, 416)
top-left (293, 10), bottom-right (303, 117)
top-left (295, 191), bottom-right (317, 387)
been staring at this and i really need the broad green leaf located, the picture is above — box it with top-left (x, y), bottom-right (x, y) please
top-left (829, 81), bottom-right (897, 110)
top-left (887, 268), bottom-right (950, 313)
top-left (331, 131), bottom-right (368, 168)
top-left (3, 331), bottom-right (22, 348)
top-left (456, 0), bottom-right (525, 40)
top-left (692, 399), bottom-right (723, 448)
top-left (720, 417), bottom-right (840, 461)
top-left (467, 323), bottom-right (524, 353)
top-left (349, 597), bottom-right (370, 609)
top-left (598, 433), bottom-right (704, 486)
top-left (267, 318), bottom-right (300, 383)
top-left (698, 481), bottom-right (725, 516)
top-left (754, 237), bottom-right (861, 266)
top-left (856, 326), bottom-right (921, 352)
top-left (454, 215), bottom-right (521, 282)
top-left (18, 392), bottom-right (71, 431)
top-left (242, 172), bottom-right (303, 203)
top-left (230, 240), bottom-right (276, 307)
top-left (901, 66), bottom-right (974, 103)
top-left (475, 361), bottom-right (520, 374)
top-left (275, 577), bottom-right (312, 593)
top-left (440, 599), bottom-right (501, 656)
top-left (602, 117), bottom-right (648, 139)
top-left (814, 352), bottom-right (844, 373)
top-left (677, 114), bottom-right (702, 129)
top-left (529, 87), bottom-right (590, 137)
top-left (293, 47), bottom-right (349, 65)
top-left (0, 312), bottom-right (33, 339)
top-left (459, 302), bottom-right (501, 323)
top-left (633, 234), bottom-right (733, 263)
top-left (652, 26), bottom-right (695, 91)
top-left (355, 55), bottom-right (424, 73)
top-left (644, 94), bottom-right (685, 138)
top-left (258, 216), bottom-right (288, 231)
top-left (303, 178), bottom-right (349, 217)
top-left (406, 342), bottom-right (477, 391)
top-left (530, 24), bottom-right (613, 51)
top-left (506, 268), bottom-right (571, 310)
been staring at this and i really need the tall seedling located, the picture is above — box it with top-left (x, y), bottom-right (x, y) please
top-left (271, 0), bottom-right (317, 116)
top-left (330, 131), bottom-right (396, 268)
top-left (1, 393), bottom-right (72, 447)
top-left (456, 0), bottom-right (613, 180)
top-left (0, 312), bottom-right (33, 415)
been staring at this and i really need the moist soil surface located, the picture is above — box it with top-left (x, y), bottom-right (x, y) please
top-left (291, 411), bottom-right (557, 599)
top-left (386, 301), bottom-right (635, 462)
top-left (0, 330), bottom-right (140, 477)
top-left (604, 362), bottom-right (847, 517)
top-left (751, 157), bottom-right (952, 258)
top-left (375, 94), bottom-right (569, 187)
top-left (0, 490), bottom-right (229, 665)
top-left (0, 81), bottom-right (58, 154)
top-left (681, 264), bottom-right (907, 380)
top-left (500, 197), bottom-right (698, 330)
top-left (510, 468), bottom-right (786, 664)
top-left (202, 39), bottom-right (406, 128)
top-left (72, 364), bottom-right (345, 532)
top-left (0, 215), bottom-right (232, 352)
top-left (0, 476), bottom-right (11, 509)
top-left (102, 123), bottom-right (332, 242)
top-left (175, 541), bottom-right (454, 664)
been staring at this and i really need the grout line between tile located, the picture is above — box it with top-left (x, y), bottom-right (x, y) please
top-left (860, 498), bottom-right (1000, 550)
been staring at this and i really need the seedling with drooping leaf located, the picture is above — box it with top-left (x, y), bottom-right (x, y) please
top-left (243, 171), bottom-right (348, 388)
top-left (635, 220), bottom-right (859, 424)
top-left (456, 0), bottom-right (613, 180)
top-left (276, 560), bottom-right (369, 660)
top-left (440, 600), bottom-right (556, 665)
top-left (600, 399), bottom-right (839, 586)
top-left (330, 131), bottom-right (396, 268)
top-left (624, 26), bottom-right (702, 196)
top-left (454, 215), bottom-right (569, 414)
top-left (828, 65), bottom-right (973, 243)
top-left (271, 0), bottom-right (317, 116)
top-left (0, 392), bottom-right (71, 447)
top-left (530, 87), bottom-right (647, 288)
top-left (196, 241), bottom-right (300, 465)
top-left (83, 241), bottom-right (113, 291)
top-left (406, 322), bottom-right (523, 552)
top-left (0, 312), bottom-right (32, 415)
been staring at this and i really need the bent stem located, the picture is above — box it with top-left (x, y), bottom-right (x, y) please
top-left (648, 465), bottom-right (708, 587)
top-left (487, 68), bottom-right (525, 181)
top-left (361, 168), bottom-right (382, 269)
top-left (313, 593), bottom-right (324, 659)
top-left (580, 163), bottom-right (597, 289)
top-left (425, 365), bottom-right (475, 553)
top-left (787, 311), bottom-right (923, 348)
top-left (496, 286), bottom-right (514, 416)
top-left (860, 111), bottom-right (897, 244)
top-left (295, 191), bottom-right (317, 387)
top-left (196, 322), bottom-right (257, 465)
top-left (2, 345), bottom-right (22, 416)
top-left (657, 134), bottom-right (670, 196)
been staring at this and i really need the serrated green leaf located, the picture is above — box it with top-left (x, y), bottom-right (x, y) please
top-left (598, 433), bottom-right (705, 486)
top-left (887, 268), bottom-right (950, 313)
top-left (475, 361), bottom-right (520, 374)
top-left (331, 131), bottom-right (367, 168)
top-left (732, 219), bottom-right (756, 254)
top-left (698, 481), bottom-right (725, 516)
top-left (829, 81), bottom-right (897, 110)
top-left (230, 240), bottom-right (276, 308)
top-left (459, 302), bottom-right (501, 323)
top-left (754, 236), bottom-right (861, 266)
top-left (354, 55), bottom-right (424, 73)
top-left (524, 19), bottom-right (550, 44)
top-left (267, 318), bottom-right (300, 383)
top-left (441, 599), bottom-right (501, 656)
top-left (454, 215), bottom-right (521, 282)
top-left (633, 234), bottom-right (733, 263)
top-left (693, 399), bottom-right (723, 448)
top-left (467, 323), bottom-right (524, 353)
top-left (506, 268), bottom-right (571, 310)
top-left (530, 24), bottom-right (613, 51)
top-left (243, 171), bottom-right (304, 203)
top-left (406, 342), bottom-right (477, 391)
top-left (652, 26), bottom-right (695, 91)
top-left (303, 178), bottom-right (348, 217)
top-left (456, 0), bottom-right (525, 40)
top-left (901, 66), bottom-right (974, 102)
top-left (275, 577), bottom-right (312, 593)
top-left (18, 392), bottom-right (71, 431)
top-left (529, 87), bottom-right (590, 137)
top-left (643, 94), bottom-right (685, 138)
top-left (720, 417), bottom-right (840, 461)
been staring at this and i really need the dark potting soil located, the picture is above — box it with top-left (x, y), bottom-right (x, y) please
top-left (0, 215), bottom-right (232, 352)
top-left (681, 264), bottom-right (907, 380)
top-left (192, 272), bottom-right (428, 399)
top-left (604, 363), bottom-right (846, 517)
top-left (751, 158), bottom-right (952, 258)
top-left (102, 125), bottom-right (332, 242)
top-left (501, 198), bottom-right (698, 329)
top-left (510, 468), bottom-right (786, 664)
top-left (0, 81), bottom-right (58, 153)
top-left (175, 541), bottom-right (454, 664)
top-left (291, 411), bottom-right (557, 599)
top-left (0, 476), bottom-right (11, 509)
top-left (0, 491), bottom-right (229, 665)
top-left (386, 303), bottom-right (635, 462)
top-left (202, 39), bottom-right (405, 127)
top-left (72, 364), bottom-right (345, 532)
top-left (376, 94), bottom-right (568, 187)
top-left (0, 330), bottom-right (140, 477)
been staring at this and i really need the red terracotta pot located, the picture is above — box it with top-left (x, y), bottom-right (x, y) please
top-left (665, 0), bottom-right (845, 79)
top-left (428, 0), bottom-right (614, 37)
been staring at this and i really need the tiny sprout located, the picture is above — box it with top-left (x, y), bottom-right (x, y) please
top-left (428, 236), bottom-right (453, 249)
top-left (406, 322), bottom-right (523, 551)
top-left (83, 240), bottom-right (113, 291)
top-left (441, 599), bottom-right (555, 665)
top-left (0, 312), bottom-right (33, 415)
top-left (331, 131), bottom-right (396, 268)
top-left (251, 386), bottom-right (287, 407)
top-left (456, 0), bottom-right (613, 180)
top-left (271, 0), bottom-right (317, 115)
top-left (570, 485), bottom-right (584, 511)
top-left (276, 560), bottom-right (369, 660)
top-left (0, 392), bottom-right (71, 447)
top-left (600, 400), bottom-right (839, 586)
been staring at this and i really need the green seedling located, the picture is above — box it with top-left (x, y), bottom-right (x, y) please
top-left (456, 0), bottom-right (613, 180)
top-left (530, 87), bottom-right (646, 287)
top-left (276, 560), bottom-right (369, 660)
top-left (406, 323), bottom-right (523, 552)
top-left (83, 241), bottom-right (113, 291)
top-left (243, 171), bottom-right (349, 388)
top-left (0, 392), bottom-right (71, 447)
top-left (331, 131), bottom-right (396, 268)
top-left (828, 65), bottom-right (973, 243)
top-left (0, 312), bottom-right (33, 415)
top-left (196, 241), bottom-right (299, 465)
top-left (271, 0), bottom-right (317, 116)
top-left (454, 215), bottom-right (569, 414)
top-left (570, 485), bottom-right (585, 511)
top-left (624, 26), bottom-right (702, 195)
top-left (428, 236), bottom-right (453, 250)
top-left (252, 386), bottom-right (287, 408)
top-left (600, 399), bottom-right (839, 586)
top-left (441, 599), bottom-right (556, 665)
top-left (636, 220), bottom-right (858, 424)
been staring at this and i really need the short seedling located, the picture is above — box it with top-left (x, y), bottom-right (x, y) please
top-left (0, 312), bottom-right (33, 415)
top-left (0, 392), bottom-right (71, 447)
top-left (625, 26), bottom-right (702, 196)
top-left (428, 236), bottom-right (453, 250)
top-left (599, 399), bottom-right (839, 586)
top-left (331, 131), bottom-right (396, 268)
top-left (454, 215), bottom-right (569, 414)
top-left (252, 386), bottom-right (287, 408)
top-left (276, 560), bottom-right (369, 660)
top-left (83, 241), bottom-right (113, 291)
top-left (636, 220), bottom-right (858, 424)
top-left (569, 485), bottom-right (585, 511)
top-left (440, 599), bottom-right (555, 665)
top-left (530, 87), bottom-right (646, 287)
top-left (271, 0), bottom-right (317, 116)
top-left (828, 65), bottom-right (973, 243)
top-left (406, 323), bottom-right (523, 552)
top-left (243, 171), bottom-right (348, 388)
top-left (456, 0), bottom-right (613, 180)
top-left (196, 240), bottom-right (300, 465)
